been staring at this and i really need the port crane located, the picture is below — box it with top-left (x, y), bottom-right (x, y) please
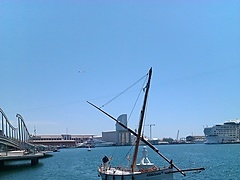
top-left (145, 124), bottom-right (155, 139)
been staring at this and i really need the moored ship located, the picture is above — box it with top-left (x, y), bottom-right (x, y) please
top-left (204, 119), bottom-right (240, 144)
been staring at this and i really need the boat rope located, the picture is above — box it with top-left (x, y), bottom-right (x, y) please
top-left (109, 133), bottom-right (136, 165)
top-left (99, 73), bottom-right (148, 109)
top-left (108, 90), bottom-right (146, 165)
top-left (142, 100), bottom-right (148, 137)
top-left (87, 100), bottom-right (187, 176)
top-left (109, 145), bottom-right (118, 161)
top-left (128, 76), bottom-right (147, 123)
top-left (119, 143), bottom-right (135, 168)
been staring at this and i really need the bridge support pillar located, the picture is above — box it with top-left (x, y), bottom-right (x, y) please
top-left (0, 160), bottom-right (4, 168)
top-left (31, 157), bottom-right (39, 166)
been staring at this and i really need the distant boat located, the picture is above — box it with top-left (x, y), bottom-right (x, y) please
top-left (87, 146), bottom-right (91, 151)
top-left (76, 139), bottom-right (114, 148)
top-left (88, 68), bottom-right (205, 179)
top-left (41, 151), bottom-right (54, 158)
top-left (76, 139), bottom-right (95, 148)
top-left (53, 148), bottom-right (60, 152)
top-left (94, 140), bottom-right (115, 147)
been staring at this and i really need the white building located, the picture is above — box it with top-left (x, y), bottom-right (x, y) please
top-left (204, 119), bottom-right (240, 144)
top-left (101, 114), bottom-right (132, 146)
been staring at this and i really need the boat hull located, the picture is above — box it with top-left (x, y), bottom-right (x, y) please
top-left (98, 167), bottom-right (173, 180)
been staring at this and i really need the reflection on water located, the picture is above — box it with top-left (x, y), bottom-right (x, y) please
top-left (0, 144), bottom-right (240, 180)
top-left (1, 161), bottom-right (43, 171)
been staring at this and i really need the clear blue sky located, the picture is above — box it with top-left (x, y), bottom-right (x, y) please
top-left (1, 1), bottom-right (240, 139)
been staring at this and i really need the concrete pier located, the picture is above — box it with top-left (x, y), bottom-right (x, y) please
top-left (0, 152), bottom-right (44, 168)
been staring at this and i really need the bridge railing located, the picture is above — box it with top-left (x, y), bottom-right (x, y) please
top-left (0, 108), bottom-right (18, 141)
top-left (0, 108), bottom-right (33, 150)
top-left (16, 113), bottom-right (33, 150)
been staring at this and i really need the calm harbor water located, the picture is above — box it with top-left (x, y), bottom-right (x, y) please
top-left (1, 144), bottom-right (240, 180)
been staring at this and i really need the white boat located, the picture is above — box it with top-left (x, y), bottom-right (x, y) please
top-left (76, 139), bottom-right (114, 148)
top-left (88, 68), bottom-right (204, 179)
top-left (7, 150), bottom-right (26, 156)
top-left (94, 140), bottom-right (115, 147)
top-left (204, 119), bottom-right (240, 144)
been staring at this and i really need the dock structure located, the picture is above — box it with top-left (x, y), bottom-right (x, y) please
top-left (0, 108), bottom-right (49, 167)
top-left (0, 108), bottom-right (34, 150)
top-left (0, 152), bottom-right (44, 168)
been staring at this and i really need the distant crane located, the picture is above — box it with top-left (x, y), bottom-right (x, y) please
top-left (145, 124), bottom-right (155, 140)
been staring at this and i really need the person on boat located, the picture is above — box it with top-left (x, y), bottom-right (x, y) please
top-left (141, 146), bottom-right (152, 164)
top-left (136, 146), bottom-right (156, 171)
top-left (102, 155), bottom-right (110, 170)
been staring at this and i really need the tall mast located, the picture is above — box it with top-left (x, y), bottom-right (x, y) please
top-left (131, 67), bottom-right (152, 172)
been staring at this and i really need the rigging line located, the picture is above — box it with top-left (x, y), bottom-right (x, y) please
top-left (110, 145), bottom-right (118, 161)
top-left (100, 73), bottom-right (148, 109)
top-left (142, 100), bottom-right (148, 138)
top-left (141, 79), bottom-right (150, 138)
top-left (119, 144), bottom-right (135, 166)
top-left (128, 76), bottom-right (148, 123)
top-left (87, 101), bottom-right (187, 176)
top-left (157, 63), bottom-right (240, 87)
top-left (126, 145), bottom-right (134, 162)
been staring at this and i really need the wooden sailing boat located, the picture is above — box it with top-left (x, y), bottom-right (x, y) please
top-left (88, 68), bottom-right (204, 179)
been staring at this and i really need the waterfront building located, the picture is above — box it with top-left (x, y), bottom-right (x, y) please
top-left (101, 114), bottom-right (132, 146)
top-left (32, 114), bottom-right (133, 147)
top-left (32, 134), bottom-right (95, 148)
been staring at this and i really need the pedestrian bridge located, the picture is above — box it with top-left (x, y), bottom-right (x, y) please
top-left (0, 108), bottom-right (34, 152)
